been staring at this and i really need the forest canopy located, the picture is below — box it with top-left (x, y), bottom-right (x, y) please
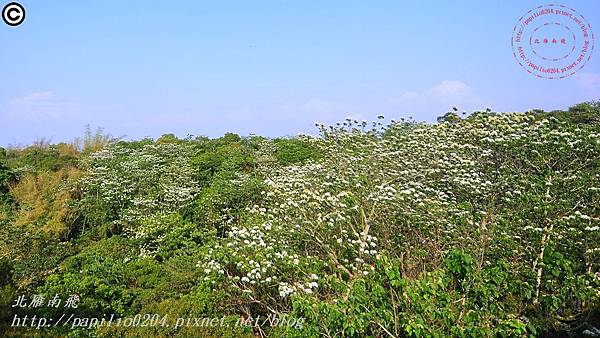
top-left (1, 102), bottom-right (600, 337)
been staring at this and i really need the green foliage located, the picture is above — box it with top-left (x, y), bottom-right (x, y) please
top-left (288, 256), bottom-right (536, 337)
top-left (444, 250), bottom-right (474, 288)
top-left (0, 161), bottom-right (12, 193)
top-left (191, 134), bottom-right (256, 183)
top-left (437, 111), bottom-right (462, 123)
top-left (75, 141), bottom-right (201, 234)
top-left (9, 167), bottom-right (82, 239)
top-left (273, 138), bottom-right (320, 165)
top-left (530, 100), bottom-right (600, 125)
top-left (1, 102), bottom-right (600, 337)
top-left (77, 125), bottom-right (117, 154)
top-left (3, 142), bottom-right (79, 173)
top-left (0, 257), bottom-right (16, 322)
top-left (0, 158), bottom-right (13, 223)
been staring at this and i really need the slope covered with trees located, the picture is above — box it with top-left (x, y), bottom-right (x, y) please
top-left (1, 103), bottom-right (599, 337)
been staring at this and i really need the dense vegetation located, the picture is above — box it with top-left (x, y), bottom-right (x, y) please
top-left (1, 103), bottom-right (599, 337)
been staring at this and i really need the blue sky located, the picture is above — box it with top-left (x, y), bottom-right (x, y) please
top-left (1, 0), bottom-right (599, 146)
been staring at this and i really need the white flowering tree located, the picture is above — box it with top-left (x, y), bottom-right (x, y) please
top-left (77, 141), bottom-right (202, 255)
top-left (196, 112), bottom-right (599, 335)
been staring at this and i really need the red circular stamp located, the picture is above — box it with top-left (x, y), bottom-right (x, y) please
top-left (511, 4), bottom-right (594, 79)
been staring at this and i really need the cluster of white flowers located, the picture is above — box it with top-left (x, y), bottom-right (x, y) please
top-left (82, 143), bottom-right (200, 223)
top-left (194, 113), bottom-right (600, 302)
top-left (80, 143), bottom-right (202, 255)
top-left (198, 259), bottom-right (224, 276)
top-left (278, 279), bottom-right (319, 298)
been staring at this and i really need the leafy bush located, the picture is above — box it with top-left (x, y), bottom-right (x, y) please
top-left (273, 138), bottom-right (320, 165)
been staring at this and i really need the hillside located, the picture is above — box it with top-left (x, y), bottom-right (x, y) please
top-left (1, 103), bottom-right (600, 337)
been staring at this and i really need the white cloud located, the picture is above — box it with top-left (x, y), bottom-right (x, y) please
top-left (393, 80), bottom-right (478, 103)
top-left (7, 91), bottom-right (83, 120)
top-left (19, 91), bottom-right (54, 102)
top-left (387, 80), bottom-right (486, 120)
top-left (398, 91), bottom-right (419, 100)
top-left (278, 98), bottom-right (343, 118)
top-left (574, 73), bottom-right (600, 96)
top-left (431, 80), bottom-right (471, 96)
